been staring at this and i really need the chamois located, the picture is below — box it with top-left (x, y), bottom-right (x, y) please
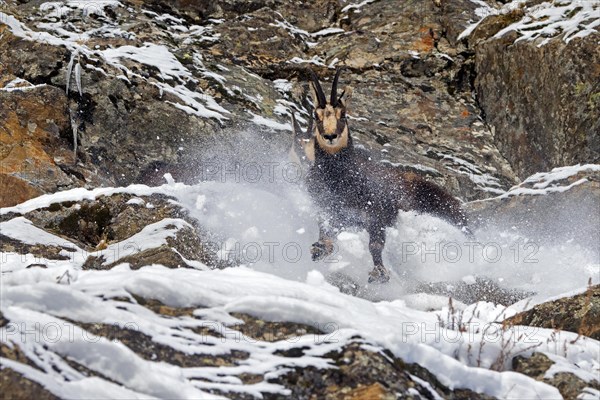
top-left (297, 68), bottom-right (471, 283)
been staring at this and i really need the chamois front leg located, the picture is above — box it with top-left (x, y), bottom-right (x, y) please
top-left (367, 224), bottom-right (391, 283)
top-left (311, 213), bottom-right (336, 261)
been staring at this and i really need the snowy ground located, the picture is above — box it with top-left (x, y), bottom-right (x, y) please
top-left (2, 157), bottom-right (599, 398)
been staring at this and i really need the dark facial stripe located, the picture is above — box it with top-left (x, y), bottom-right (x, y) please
top-left (336, 117), bottom-right (346, 136)
top-left (315, 116), bottom-right (347, 138)
top-left (315, 117), bottom-right (325, 136)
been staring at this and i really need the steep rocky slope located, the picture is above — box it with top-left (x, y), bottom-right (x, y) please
top-left (467, 1), bottom-right (600, 178)
top-left (2, 1), bottom-right (598, 206)
top-left (1, 0), bottom-right (599, 399)
top-left (0, 0), bottom-right (509, 206)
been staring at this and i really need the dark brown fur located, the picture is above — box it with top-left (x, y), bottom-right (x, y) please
top-left (302, 68), bottom-right (471, 283)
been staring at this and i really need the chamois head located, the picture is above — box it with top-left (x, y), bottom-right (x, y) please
top-left (309, 68), bottom-right (352, 154)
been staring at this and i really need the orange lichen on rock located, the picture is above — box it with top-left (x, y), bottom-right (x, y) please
top-left (0, 86), bottom-right (73, 207)
top-left (411, 26), bottom-right (435, 53)
top-left (345, 383), bottom-right (390, 400)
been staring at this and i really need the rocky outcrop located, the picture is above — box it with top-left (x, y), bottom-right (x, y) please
top-left (505, 284), bottom-right (600, 399)
top-left (470, 3), bottom-right (600, 178)
top-left (502, 282), bottom-right (600, 398)
top-left (0, 192), bottom-right (229, 270)
top-left (0, 298), bottom-right (494, 400)
top-left (272, 341), bottom-right (495, 400)
top-left (506, 284), bottom-right (600, 340)
top-left (467, 165), bottom-right (600, 251)
top-left (2, 1), bottom-right (597, 206)
top-left (512, 352), bottom-right (600, 400)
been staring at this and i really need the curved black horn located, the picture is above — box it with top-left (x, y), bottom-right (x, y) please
top-left (330, 68), bottom-right (344, 107)
top-left (309, 69), bottom-right (326, 108)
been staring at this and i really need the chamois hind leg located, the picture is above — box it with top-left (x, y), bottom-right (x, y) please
top-left (367, 224), bottom-right (391, 283)
top-left (410, 178), bottom-right (473, 238)
top-left (311, 213), bottom-right (337, 261)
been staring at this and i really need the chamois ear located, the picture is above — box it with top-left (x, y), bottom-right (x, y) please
top-left (340, 86), bottom-right (353, 109)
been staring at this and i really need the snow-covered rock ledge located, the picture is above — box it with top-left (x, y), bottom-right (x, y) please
top-left (467, 164), bottom-right (600, 251)
top-left (2, 264), bottom-right (596, 399)
top-left (2, 176), bottom-right (599, 399)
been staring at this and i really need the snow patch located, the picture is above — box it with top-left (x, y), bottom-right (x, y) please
top-left (493, 164), bottom-right (600, 199)
top-left (248, 112), bottom-right (292, 131)
top-left (459, 0), bottom-right (600, 45)
top-left (341, 0), bottom-right (377, 13)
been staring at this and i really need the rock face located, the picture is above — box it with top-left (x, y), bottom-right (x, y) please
top-left (466, 165), bottom-right (600, 251)
top-left (0, 295), bottom-right (491, 400)
top-left (506, 284), bottom-right (600, 340)
top-left (471, 4), bottom-right (600, 178)
top-left (0, 192), bottom-right (229, 270)
top-left (1, 1), bottom-right (597, 206)
top-left (1, 0), bottom-right (526, 208)
top-left (512, 352), bottom-right (600, 400)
